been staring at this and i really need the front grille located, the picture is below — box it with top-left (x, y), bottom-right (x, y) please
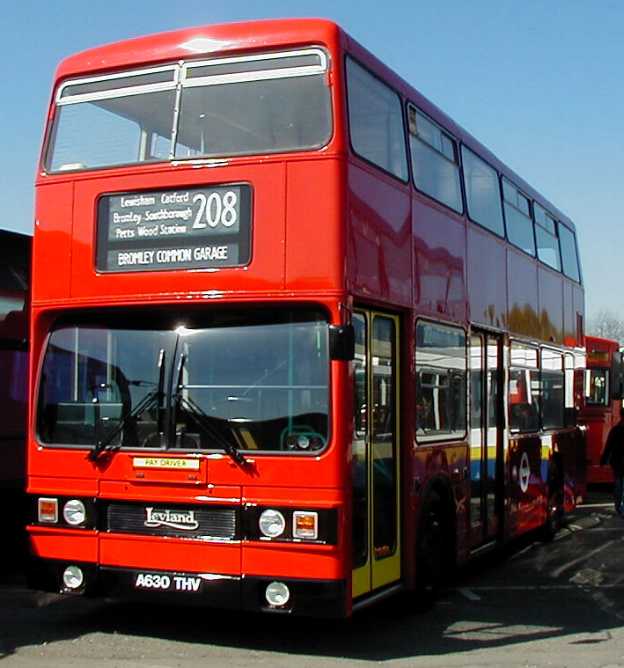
top-left (105, 502), bottom-right (238, 540)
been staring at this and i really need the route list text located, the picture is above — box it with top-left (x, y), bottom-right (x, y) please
top-left (97, 185), bottom-right (250, 272)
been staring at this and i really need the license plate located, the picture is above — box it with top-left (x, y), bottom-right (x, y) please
top-left (134, 571), bottom-right (202, 593)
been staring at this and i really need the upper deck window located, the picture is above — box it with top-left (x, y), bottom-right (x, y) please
top-left (177, 50), bottom-right (331, 159)
top-left (502, 178), bottom-right (535, 256)
top-left (183, 51), bottom-right (324, 79)
top-left (49, 67), bottom-right (177, 172)
top-left (45, 49), bottom-right (332, 173)
top-left (407, 106), bottom-right (462, 213)
top-left (58, 67), bottom-right (177, 101)
top-left (461, 147), bottom-right (505, 237)
top-left (559, 223), bottom-right (581, 283)
top-left (534, 203), bottom-right (561, 271)
top-left (346, 58), bottom-right (408, 181)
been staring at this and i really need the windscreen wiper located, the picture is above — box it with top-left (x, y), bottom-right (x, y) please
top-left (87, 349), bottom-right (167, 462)
top-left (173, 354), bottom-right (248, 467)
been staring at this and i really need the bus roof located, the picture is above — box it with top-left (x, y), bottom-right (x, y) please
top-left (586, 335), bottom-right (620, 349)
top-left (55, 18), bottom-right (342, 81)
top-left (53, 17), bottom-right (574, 230)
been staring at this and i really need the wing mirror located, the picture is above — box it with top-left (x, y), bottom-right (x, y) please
top-left (329, 324), bottom-right (355, 361)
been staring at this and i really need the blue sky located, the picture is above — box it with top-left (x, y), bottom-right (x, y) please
top-left (1, 0), bottom-right (622, 317)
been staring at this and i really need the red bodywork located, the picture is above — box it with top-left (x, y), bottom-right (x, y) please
top-left (28, 19), bottom-right (586, 614)
top-left (580, 336), bottom-right (620, 484)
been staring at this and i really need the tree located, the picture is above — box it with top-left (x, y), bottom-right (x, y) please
top-left (587, 309), bottom-right (624, 345)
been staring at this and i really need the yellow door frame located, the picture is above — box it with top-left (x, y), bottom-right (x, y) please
top-left (352, 309), bottom-right (401, 599)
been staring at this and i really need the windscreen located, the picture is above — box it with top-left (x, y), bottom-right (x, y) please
top-left (38, 326), bottom-right (176, 446)
top-left (586, 368), bottom-right (609, 406)
top-left (37, 309), bottom-right (329, 453)
top-left (49, 90), bottom-right (176, 171)
top-left (46, 49), bottom-right (332, 172)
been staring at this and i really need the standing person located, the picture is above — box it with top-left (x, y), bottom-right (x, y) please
top-left (601, 407), bottom-right (624, 515)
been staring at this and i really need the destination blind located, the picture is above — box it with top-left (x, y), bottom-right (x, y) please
top-left (96, 184), bottom-right (252, 272)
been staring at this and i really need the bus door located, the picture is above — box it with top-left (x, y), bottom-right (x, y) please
top-left (469, 332), bottom-right (504, 548)
top-left (351, 310), bottom-right (401, 598)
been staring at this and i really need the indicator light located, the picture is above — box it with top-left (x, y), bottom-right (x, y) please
top-left (293, 511), bottom-right (318, 540)
top-left (38, 498), bottom-right (58, 524)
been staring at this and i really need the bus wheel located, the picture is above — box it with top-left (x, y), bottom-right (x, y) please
top-left (415, 491), bottom-right (450, 601)
top-left (542, 486), bottom-right (564, 542)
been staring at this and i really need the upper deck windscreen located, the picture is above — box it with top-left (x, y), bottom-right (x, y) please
top-left (46, 49), bottom-right (332, 173)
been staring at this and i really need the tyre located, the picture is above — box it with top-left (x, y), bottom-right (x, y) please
top-left (541, 485), bottom-right (564, 542)
top-left (415, 490), bottom-right (453, 601)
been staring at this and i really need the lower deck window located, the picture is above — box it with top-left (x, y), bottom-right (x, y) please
top-left (541, 349), bottom-right (564, 430)
top-left (509, 344), bottom-right (567, 432)
top-left (415, 322), bottom-right (466, 441)
top-left (541, 370), bottom-right (565, 429)
top-left (509, 343), bottom-right (539, 433)
top-left (509, 368), bottom-right (540, 432)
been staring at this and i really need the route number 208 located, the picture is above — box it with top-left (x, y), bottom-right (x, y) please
top-left (192, 191), bottom-right (238, 229)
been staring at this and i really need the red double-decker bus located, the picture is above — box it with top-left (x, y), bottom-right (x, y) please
top-left (579, 336), bottom-right (623, 484)
top-left (0, 230), bottom-right (30, 562)
top-left (28, 19), bottom-right (586, 616)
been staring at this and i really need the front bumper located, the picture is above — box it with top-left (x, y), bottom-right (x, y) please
top-left (27, 557), bottom-right (348, 618)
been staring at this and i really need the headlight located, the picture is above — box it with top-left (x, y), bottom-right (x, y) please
top-left (259, 509), bottom-right (286, 538)
top-left (62, 565), bottom-right (85, 590)
top-left (63, 499), bottom-right (86, 526)
top-left (265, 581), bottom-right (290, 607)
